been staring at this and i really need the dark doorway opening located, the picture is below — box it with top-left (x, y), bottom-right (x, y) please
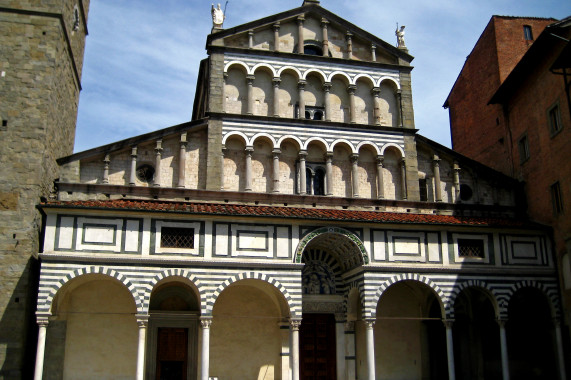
top-left (156, 327), bottom-right (188, 380)
top-left (300, 313), bottom-right (337, 379)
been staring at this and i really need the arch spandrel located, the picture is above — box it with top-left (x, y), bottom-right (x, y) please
top-left (448, 280), bottom-right (500, 319)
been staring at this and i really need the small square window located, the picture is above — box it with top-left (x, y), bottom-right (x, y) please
top-left (160, 227), bottom-right (194, 249)
top-left (523, 25), bottom-right (533, 41)
top-left (551, 181), bottom-right (564, 215)
top-left (548, 104), bottom-right (562, 136)
top-left (458, 239), bottom-right (485, 258)
top-left (518, 134), bottom-right (529, 163)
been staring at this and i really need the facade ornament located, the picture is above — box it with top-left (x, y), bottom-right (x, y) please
top-left (396, 24), bottom-right (406, 48)
top-left (211, 3), bottom-right (225, 30)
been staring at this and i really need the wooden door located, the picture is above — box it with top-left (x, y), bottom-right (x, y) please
top-left (300, 313), bottom-right (337, 380)
top-left (156, 327), bottom-right (188, 380)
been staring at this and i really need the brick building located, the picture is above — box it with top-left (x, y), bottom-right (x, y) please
top-left (1, 1), bottom-right (568, 379)
top-left (445, 15), bottom-right (571, 355)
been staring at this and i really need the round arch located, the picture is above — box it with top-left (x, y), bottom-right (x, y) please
top-left (224, 60), bottom-right (250, 74)
top-left (356, 141), bottom-right (381, 156)
top-left (380, 143), bottom-right (405, 157)
top-left (148, 269), bottom-right (207, 314)
top-left (222, 131), bottom-right (249, 146)
top-left (354, 73), bottom-right (376, 87)
top-left (506, 280), bottom-right (560, 318)
top-left (448, 280), bottom-right (500, 318)
top-left (207, 271), bottom-right (298, 317)
top-left (251, 63), bottom-right (277, 77)
top-left (294, 227), bottom-right (369, 265)
top-left (377, 76), bottom-right (401, 90)
top-left (302, 68), bottom-right (327, 82)
top-left (330, 138), bottom-right (357, 154)
top-left (250, 132), bottom-right (277, 148)
top-left (277, 135), bottom-right (303, 151)
top-left (327, 71), bottom-right (352, 84)
top-left (43, 266), bottom-right (142, 314)
top-left (277, 65), bottom-right (302, 79)
top-left (302, 136), bottom-right (329, 151)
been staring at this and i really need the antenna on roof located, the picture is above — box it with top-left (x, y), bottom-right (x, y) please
top-left (223, 1), bottom-right (229, 20)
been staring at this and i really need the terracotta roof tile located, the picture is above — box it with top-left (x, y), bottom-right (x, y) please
top-left (41, 199), bottom-right (536, 228)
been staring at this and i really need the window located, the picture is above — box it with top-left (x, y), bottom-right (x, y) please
top-left (551, 181), bottom-right (564, 215)
top-left (459, 184), bottom-right (473, 201)
top-left (298, 105), bottom-right (326, 120)
top-left (457, 239), bottom-right (485, 258)
top-left (160, 227), bottom-right (194, 249)
top-left (523, 25), bottom-right (533, 41)
top-left (518, 134), bottom-right (530, 163)
top-left (305, 166), bottom-right (325, 195)
top-left (419, 178), bottom-right (428, 201)
top-left (136, 164), bottom-right (155, 183)
top-left (548, 103), bottom-right (562, 136)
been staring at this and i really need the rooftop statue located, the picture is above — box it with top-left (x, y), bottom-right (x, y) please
top-left (396, 24), bottom-right (406, 48)
top-left (211, 3), bottom-right (225, 29)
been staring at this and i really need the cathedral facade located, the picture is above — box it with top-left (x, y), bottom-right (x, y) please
top-left (24, 1), bottom-right (566, 379)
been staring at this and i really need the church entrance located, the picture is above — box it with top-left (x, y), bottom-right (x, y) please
top-left (156, 327), bottom-right (188, 380)
top-left (300, 313), bottom-right (337, 380)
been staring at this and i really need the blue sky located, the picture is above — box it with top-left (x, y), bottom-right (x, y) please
top-left (74, 0), bottom-right (570, 152)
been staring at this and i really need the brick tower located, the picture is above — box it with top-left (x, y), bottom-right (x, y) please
top-left (0, 1), bottom-right (89, 377)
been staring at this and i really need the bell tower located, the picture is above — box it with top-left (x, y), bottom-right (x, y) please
top-left (0, 1), bottom-right (89, 377)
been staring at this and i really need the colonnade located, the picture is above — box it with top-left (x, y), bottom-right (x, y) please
top-left (224, 68), bottom-right (403, 126)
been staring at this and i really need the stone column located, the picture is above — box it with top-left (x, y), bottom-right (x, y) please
top-left (272, 77), bottom-right (281, 117)
top-left (376, 155), bottom-right (384, 199)
top-left (323, 82), bottom-right (332, 121)
top-left (153, 139), bottom-right (162, 187)
top-left (200, 318), bottom-right (212, 380)
top-left (248, 29), bottom-right (254, 48)
top-left (246, 75), bottom-right (255, 115)
top-left (220, 146), bottom-right (227, 190)
top-left (136, 314), bottom-right (149, 380)
top-left (129, 146), bottom-right (137, 185)
top-left (365, 319), bottom-right (376, 379)
top-left (400, 158), bottom-right (408, 200)
top-left (397, 90), bottom-right (404, 128)
top-left (554, 319), bottom-right (567, 380)
top-left (322, 19), bottom-right (329, 56)
top-left (372, 87), bottom-right (381, 125)
top-left (326, 152), bottom-right (333, 196)
top-left (371, 44), bottom-right (377, 61)
top-left (350, 153), bottom-right (359, 198)
top-left (453, 162), bottom-right (461, 202)
top-left (346, 32), bottom-right (353, 59)
top-left (444, 320), bottom-right (456, 380)
top-left (299, 150), bottom-right (307, 195)
top-left (348, 85), bottom-right (357, 124)
top-left (245, 146), bottom-right (253, 192)
top-left (102, 154), bottom-right (110, 184)
top-left (433, 155), bottom-right (442, 202)
top-left (33, 316), bottom-right (49, 380)
top-left (273, 23), bottom-right (280, 52)
top-left (298, 80), bottom-right (306, 119)
top-left (178, 133), bottom-right (187, 188)
top-left (344, 322), bottom-right (356, 380)
top-left (272, 149), bottom-right (281, 193)
top-left (335, 319), bottom-right (346, 380)
top-left (291, 319), bottom-right (301, 380)
top-left (297, 16), bottom-right (305, 54)
top-left (497, 319), bottom-right (510, 380)
top-left (279, 321), bottom-right (290, 380)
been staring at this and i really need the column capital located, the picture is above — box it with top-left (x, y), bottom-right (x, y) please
top-left (136, 314), bottom-right (149, 327)
top-left (371, 87), bottom-right (381, 97)
top-left (273, 22), bottom-right (280, 31)
top-left (298, 79), bottom-right (307, 89)
top-left (364, 319), bottom-right (376, 329)
top-left (321, 18), bottom-right (329, 27)
top-left (272, 77), bottom-right (281, 86)
top-left (347, 84), bottom-right (357, 94)
top-left (443, 319), bottom-right (454, 328)
top-left (371, 44), bottom-right (376, 51)
top-left (223, 71), bottom-right (229, 80)
top-left (200, 317), bottom-right (213, 329)
top-left (346, 31), bottom-right (353, 39)
top-left (36, 312), bottom-right (51, 326)
top-left (131, 146), bottom-right (138, 157)
top-left (376, 155), bottom-right (384, 165)
top-left (400, 158), bottom-right (407, 167)
top-left (248, 29), bottom-right (254, 36)
top-left (103, 153), bottom-right (110, 164)
top-left (323, 82), bottom-right (332, 92)
top-left (496, 318), bottom-right (508, 328)
top-left (350, 153), bottom-right (359, 163)
top-left (325, 151), bottom-right (333, 161)
top-left (180, 132), bottom-right (188, 144)
top-left (297, 15), bottom-right (305, 23)
top-left (246, 74), bottom-right (255, 84)
top-left (290, 319), bottom-right (302, 330)
top-left (245, 146), bottom-right (254, 155)
top-left (272, 148), bottom-right (282, 156)
top-left (344, 321), bottom-right (355, 332)
top-left (453, 161), bottom-right (461, 172)
top-left (155, 139), bottom-right (163, 153)
top-left (298, 150), bottom-right (308, 159)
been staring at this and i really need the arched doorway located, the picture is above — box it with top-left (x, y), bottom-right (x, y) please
top-left (147, 279), bottom-right (201, 380)
top-left (453, 287), bottom-right (501, 379)
top-left (210, 279), bottom-right (290, 380)
top-left (374, 280), bottom-right (447, 380)
top-left (507, 287), bottom-right (557, 379)
top-left (299, 228), bottom-right (367, 379)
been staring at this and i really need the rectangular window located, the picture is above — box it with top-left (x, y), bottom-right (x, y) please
top-left (457, 239), bottom-right (485, 258)
top-left (523, 25), bottom-right (533, 41)
top-left (551, 181), bottom-right (564, 215)
top-left (160, 227), bottom-right (194, 249)
top-left (548, 104), bottom-right (562, 136)
top-left (518, 134), bottom-right (529, 163)
top-left (419, 178), bottom-right (428, 201)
